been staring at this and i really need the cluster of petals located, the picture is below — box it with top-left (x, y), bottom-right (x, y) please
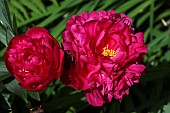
top-left (61, 10), bottom-right (147, 106)
top-left (4, 27), bottom-right (64, 91)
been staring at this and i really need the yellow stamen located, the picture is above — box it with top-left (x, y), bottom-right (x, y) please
top-left (102, 45), bottom-right (119, 58)
top-left (23, 69), bottom-right (29, 73)
top-left (25, 70), bottom-right (29, 72)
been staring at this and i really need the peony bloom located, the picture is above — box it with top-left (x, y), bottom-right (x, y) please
top-left (4, 27), bottom-right (64, 91)
top-left (61, 10), bottom-right (148, 106)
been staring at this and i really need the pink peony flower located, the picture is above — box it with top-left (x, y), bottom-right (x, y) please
top-left (4, 27), bottom-right (64, 91)
top-left (61, 10), bottom-right (147, 106)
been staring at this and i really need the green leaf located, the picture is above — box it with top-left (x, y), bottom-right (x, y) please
top-left (4, 79), bottom-right (28, 103)
top-left (3, 0), bottom-right (12, 26)
top-left (9, 5), bottom-right (25, 22)
top-left (162, 103), bottom-right (170, 113)
top-left (148, 30), bottom-right (166, 48)
top-left (156, 10), bottom-right (170, 22)
top-left (28, 91), bottom-right (40, 101)
top-left (0, 47), bottom-right (6, 57)
top-left (51, 0), bottom-right (59, 7)
top-left (12, 15), bottom-right (17, 35)
top-left (147, 30), bottom-right (169, 54)
top-left (144, 28), bottom-right (150, 43)
top-left (37, 12), bottom-right (64, 27)
top-left (44, 93), bottom-right (84, 112)
top-left (157, 35), bottom-right (170, 49)
top-left (0, 73), bottom-right (10, 82)
top-left (0, 93), bottom-right (11, 110)
top-left (0, 23), bottom-right (7, 46)
top-left (108, 99), bottom-right (120, 113)
top-left (88, 0), bottom-right (100, 12)
top-left (0, 61), bottom-right (11, 81)
top-left (17, 0), bottom-right (73, 27)
top-left (132, 86), bottom-right (146, 103)
top-left (76, 2), bottom-right (93, 14)
top-left (97, 1), bottom-right (116, 11)
top-left (65, 107), bottom-right (76, 113)
top-left (127, 1), bottom-right (151, 18)
top-left (10, 0), bottom-right (29, 20)
top-left (0, 61), bottom-right (8, 72)
top-left (115, 0), bottom-right (141, 13)
top-left (50, 9), bottom-right (77, 41)
top-left (65, 0), bottom-right (84, 8)
top-left (141, 66), bottom-right (170, 82)
top-left (124, 95), bottom-right (135, 112)
top-left (0, 0), bottom-right (12, 30)
top-left (6, 28), bottom-right (14, 45)
top-left (20, 0), bottom-right (41, 14)
top-left (136, 3), bottom-right (161, 28)
top-left (0, 0), bottom-right (15, 46)
top-left (149, 0), bottom-right (154, 40)
top-left (17, 11), bottom-right (51, 27)
top-left (162, 50), bottom-right (170, 61)
top-left (33, 0), bottom-right (46, 13)
top-left (50, 18), bottom-right (67, 41)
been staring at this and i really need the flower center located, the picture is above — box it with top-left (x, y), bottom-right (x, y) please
top-left (102, 45), bottom-right (119, 58)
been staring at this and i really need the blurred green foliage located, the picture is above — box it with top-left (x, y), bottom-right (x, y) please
top-left (0, 0), bottom-right (170, 113)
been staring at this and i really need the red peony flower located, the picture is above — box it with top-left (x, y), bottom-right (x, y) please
top-left (4, 27), bottom-right (64, 91)
top-left (61, 10), bottom-right (147, 106)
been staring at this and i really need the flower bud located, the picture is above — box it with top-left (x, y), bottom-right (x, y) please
top-left (4, 27), bottom-right (64, 91)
